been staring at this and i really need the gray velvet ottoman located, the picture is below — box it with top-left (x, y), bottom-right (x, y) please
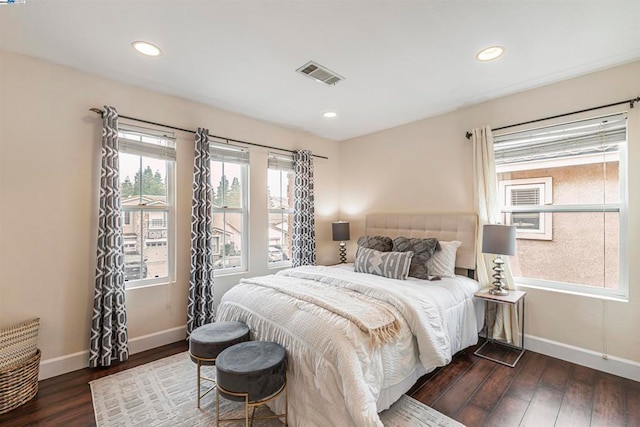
top-left (215, 341), bottom-right (287, 426)
top-left (188, 321), bottom-right (250, 408)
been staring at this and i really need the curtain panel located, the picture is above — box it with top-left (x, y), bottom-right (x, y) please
top-left (292, 150), bottom-right (317, 267)
top-left (472, 126), bottom-right (519, 344)
top-left (187, 128), bottom-right (215, 335)
top-left (89, 105), bottom-right (129, 368)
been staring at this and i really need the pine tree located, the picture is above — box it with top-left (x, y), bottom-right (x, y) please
top-left (227, 177), bottom-right (241, 208)
top-left (120, 176), bottom-right (134, 198)
top-left (132, 166), bottom-right (166, 196)
top-left (214, 175), bottom-right (230, 207)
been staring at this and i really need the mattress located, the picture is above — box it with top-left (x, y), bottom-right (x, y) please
top-left (217, 264), bottom-right (483, 426)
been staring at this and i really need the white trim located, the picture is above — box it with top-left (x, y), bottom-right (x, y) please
top-left (38, 325), bottom-right (186, 380)
top-left (524, 334), bottom-right (640, 382)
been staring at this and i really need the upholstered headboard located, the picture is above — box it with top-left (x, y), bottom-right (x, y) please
top-left (364, 213), bottom-right (477, 272)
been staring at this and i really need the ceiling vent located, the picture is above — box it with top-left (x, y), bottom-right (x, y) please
top-left (296, 61), bottom-right (345, 86)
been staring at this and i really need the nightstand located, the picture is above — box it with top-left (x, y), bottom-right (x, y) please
top-left (474, 289), bottom-right (526, 367)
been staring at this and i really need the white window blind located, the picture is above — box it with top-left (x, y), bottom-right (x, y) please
top-left (118, 125), bottom-right (176, 161)
top-left (494, 113), bottom-right (626, 165)
top-left (210, 142), bottom-right (250, 164)
top-left (268, 153), bottom-right (294, 171)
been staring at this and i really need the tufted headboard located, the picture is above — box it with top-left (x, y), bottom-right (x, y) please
top-left (364, 213), bottom-right (477, 272)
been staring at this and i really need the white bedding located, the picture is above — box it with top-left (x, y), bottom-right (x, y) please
top-left (217, 265), bottom-right (482, 427)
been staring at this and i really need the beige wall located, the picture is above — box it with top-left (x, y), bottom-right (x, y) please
top-left (0, 51), bottom-right (340, 364)
top-left (339, 61), bottom-right (640, 363)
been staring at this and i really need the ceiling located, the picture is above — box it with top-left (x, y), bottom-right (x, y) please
top-left (1, 1), bottom-right (639, 141)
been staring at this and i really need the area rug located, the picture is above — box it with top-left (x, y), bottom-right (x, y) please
top-left (90, 351), bottom-right (463, 427)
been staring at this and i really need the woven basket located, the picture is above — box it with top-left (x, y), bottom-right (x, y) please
top-left (0, 349), bottom-right (40, 414)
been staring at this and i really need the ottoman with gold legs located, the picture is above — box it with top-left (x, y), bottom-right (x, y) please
top-left (188, 321), bottom-right (250, 408)
top-left (215, 341), bottom-right (288, 427)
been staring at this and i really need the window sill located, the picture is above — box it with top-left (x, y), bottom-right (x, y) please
top-left (514, 282), bottom-right (629, 303)
top-left (268, 261), bottom-right (292, 270)
top-left (125, 279), bottom-right (174, 291)
top-left (213, 269), bottom-right (248, 278)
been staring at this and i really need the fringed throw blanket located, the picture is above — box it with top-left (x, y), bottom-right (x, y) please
top-left (241, 275), bottom-right (402, 347)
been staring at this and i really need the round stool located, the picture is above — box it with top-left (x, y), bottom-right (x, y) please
top-left (215, 341), bottom-right (287, 426)
top-left (189, 321), bottom-right (250, 408)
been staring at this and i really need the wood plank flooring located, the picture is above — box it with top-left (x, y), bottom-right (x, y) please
top-left (409, 343), bottom-right (640, 427)
top-left (1, 340), bottom-right (637, 426)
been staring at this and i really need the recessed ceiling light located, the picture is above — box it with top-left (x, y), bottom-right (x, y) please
top-left (132, 41), bottom-right (162, 57)
top-left (476, 46), bottom-right (505, 62)
top-left (322, 111), bottom-right (337, 118)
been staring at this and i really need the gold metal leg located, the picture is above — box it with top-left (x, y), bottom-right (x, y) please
top-left (216, 387), bottom-right (220, 427)
top-left (190, 352), bottom-right (217, 409)
top-left (196, 359), bottom-right (201, 409)
top-left (216, 381), bottom-right (288, 426)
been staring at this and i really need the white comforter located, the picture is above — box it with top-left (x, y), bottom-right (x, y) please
top-left (217, 265), bottom-right (480, 427)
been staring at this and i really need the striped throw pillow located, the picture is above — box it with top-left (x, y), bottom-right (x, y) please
top-left (354, 247), bottom-right (413, 280)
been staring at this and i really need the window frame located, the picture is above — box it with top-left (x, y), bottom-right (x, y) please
top-left (494, 113), bottom-right (628, 300)
top-left (210, 143), bottom-right (249, 276)
top-left (499, 177), bottom-right (553, 240)
top-left (267, 154), bottom-right (295, 268)
top-left (118, 125), bottom-right (176, 289)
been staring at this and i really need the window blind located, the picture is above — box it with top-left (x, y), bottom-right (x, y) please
top-left (494, 113), bottom-right (626, 165)
top-left (268, 153), bottom-right (294, 171)
top-left (210, 142), bottom-right (250, 164)
top-left (119, 125), bottom-right (176, 161)
top-left (510, 188), bottom-right (540, 205)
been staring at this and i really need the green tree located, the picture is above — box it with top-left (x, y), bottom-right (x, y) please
top-left (214, 175), bottom-right (230, 207)
top-left (132, 166), bottom-right (166, 196)
top-left (227, 177), bottom-right (241, 208)
top-left (120, 176), bottom-right (134, 198)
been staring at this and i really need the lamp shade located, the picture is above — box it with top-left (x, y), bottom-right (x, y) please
top-left (332, 221), bottom-right (350, 241)
top-left (482, 224), bottom-right (516, 256)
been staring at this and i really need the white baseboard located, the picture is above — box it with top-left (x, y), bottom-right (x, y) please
top-left (38, 325), bottom-right (187, 381)
top-left (524, 334), bottom-right (640, 382)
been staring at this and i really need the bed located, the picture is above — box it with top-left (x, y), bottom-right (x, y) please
top-left (217, 213), bottom-right (484, 427)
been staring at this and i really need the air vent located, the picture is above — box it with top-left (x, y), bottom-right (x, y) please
top-left (296, 61), bottom-right (345, 86)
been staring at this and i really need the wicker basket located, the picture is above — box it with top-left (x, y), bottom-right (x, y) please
top-left (0, 349), bottom-right (40, 414)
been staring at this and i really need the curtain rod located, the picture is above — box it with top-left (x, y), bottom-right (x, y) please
top-left (89, 108), bottom-right (329, 160)
top-left (464, 96), bottom-right (640, 140)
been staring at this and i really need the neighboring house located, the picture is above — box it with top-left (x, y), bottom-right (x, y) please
top-left (211, 210), bottom-right (242, 260)
top-left (499, 158), bottom-right (619, 289)
top-left (121, 195), bottom-right (168, 280)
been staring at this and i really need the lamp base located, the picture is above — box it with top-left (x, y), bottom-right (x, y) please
top-left (489, 256), bottom-right (509, 296)
top-left (338, 242), bottom-right (347, 263)
top-left (489, 287), bottom-right (509, 296)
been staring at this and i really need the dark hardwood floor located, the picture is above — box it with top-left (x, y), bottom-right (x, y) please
top-left (1, 340), bottom-right (637, 426)
top-left (408, 343), bottom-right (640, 427)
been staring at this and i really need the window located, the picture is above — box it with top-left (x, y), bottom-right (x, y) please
top-left (210, 142), bottom-right (249, 273)
top-left (267, 154), bottom-right (294, 266)
top-left (499, 177), bottom-right (553, 240)
top-left (118, 125), bottom-right (176, 288)
top-left (495, 113), bottom-right (627, 299)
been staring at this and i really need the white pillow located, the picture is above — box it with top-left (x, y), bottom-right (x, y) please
top-left (427, 241), bottom-right (461, 277)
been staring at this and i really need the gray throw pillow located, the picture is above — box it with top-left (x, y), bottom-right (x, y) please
top-left (354, 247), bottom-right (413, 280)
top-left (392, 237), bottom-right (441, 280)
top-left (357, 236), bottom-right (393, 252)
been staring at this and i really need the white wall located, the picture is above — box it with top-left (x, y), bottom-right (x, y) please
top-left (339, 61), bottom-right (640, 367)
top-left (0, 51), bottom-right (340, 377)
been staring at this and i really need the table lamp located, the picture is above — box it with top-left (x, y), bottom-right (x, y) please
top-left (332, 221), bottom-right (350, 263)
top-left (482, 224), bottom-right (516, 296)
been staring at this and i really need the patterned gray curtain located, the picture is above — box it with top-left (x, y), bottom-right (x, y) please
top-left (187, 128), bottom-right (215, 335)
top-left (89, 106), bottom-right (128, 368)
top-left (292, 149), bottom-right (317, 267)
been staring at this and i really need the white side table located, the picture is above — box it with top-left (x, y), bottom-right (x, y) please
top-left (473, 289), bottom-right (526, 368)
